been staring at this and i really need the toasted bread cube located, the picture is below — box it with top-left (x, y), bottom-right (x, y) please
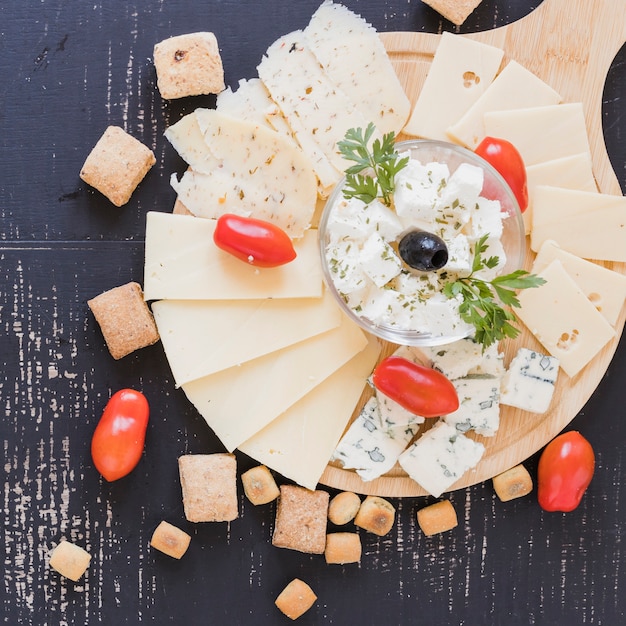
top-left (328, 491), bottom-right (361, 525)
top-left (241, 465), bottom-right (280, 506)
top-left (150, 521), bottom-right (191, 559)
top-left (492, 464), bottom-right (533, 502)
top-left (272, 485), bottom-right (329, 554)
top-left (154, 32), bottom-right (225, 99)
top-left (178, 454), bottom-right (238, 522)
top-left (354, 495), bottom-right (396, 536)
top-left (80, 126), bottom-right (155, 206)
top-left (88, 282), bottom-right (160, 360)
top-left (49, 540), bottom-right (91, 581)
top-left (275, 578), bottom-right (317, 620)
top-left (416, 500), bottom-right (458, 536)
top-left (420, 0), bottom-right (483, 25)
top-left (324, 532), bottom-right (362, 565)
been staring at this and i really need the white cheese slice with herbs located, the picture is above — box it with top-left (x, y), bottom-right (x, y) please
top-left (164, 112), bottom-right (217, 174)
top-left (447, 60), bottom-right (562, 149)
top-left (532, 239), bottom-right (626, 326)
top-left (398, 420), bottom-right (485, 497)
top-left (404, 33), bottom-right (504, 141)
top-left (500, 348), bottom-right (559, 413)
top-left (530, 186), bottom-right (626, 261)
top-left (151, 289), bottom-right (342, 386)
top-left (483, 103), bottom-right (591, 167)
top-left (215, 78), bottom-right (276, 128)
top-left (331, 397), bottom-right (419, 482)
top-left (303, 0), bottom-right (410, 135)
top-left (144, 212), bottom-right (323, 301)
top-left (182, 317), bottom-right (367, 452)
top-left (516, 260), bottom-right (616, 378)
top-left (238, 338), bottom-right (381, 490)
top-left (443, 375), bottom-right (501, 437)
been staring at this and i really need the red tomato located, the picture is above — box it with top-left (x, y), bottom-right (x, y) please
top-left (91, 389), bottom-right (150, 482)
top-left (475, 136), bottom-right (529, 213)
top-left (213, 213), bottom-right (297, 267)
top-left (537, 431), bottom-right (595, 512)
top-left (372, 356), bottom-right (459, 418)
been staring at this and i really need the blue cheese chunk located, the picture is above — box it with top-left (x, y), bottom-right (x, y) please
top-left (443, 375), bottom-right (501, 437)
top-left (331, 397), bottom-right (419, 482)
top-left (398, 421), bottom-right (485, 497)
top-left (500, 348), bottom-right (559, 413)
top-left (376, 388), bottom-right (425, 430)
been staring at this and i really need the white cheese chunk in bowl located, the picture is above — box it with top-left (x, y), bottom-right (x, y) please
top-left (319, 139), bottom-right (525, 346)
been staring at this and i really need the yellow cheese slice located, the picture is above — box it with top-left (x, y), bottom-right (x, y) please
top-left (182, 316), bottom-right (368, 452)
top-left (516, 260), bottom-right (615, 378)
top-left (483, 103), bottom-right (590, 167)
top-left (530, 186), bottom-right (626, 261)
top-left (238, 337), bottom-right (381, 490)
top-left (404, 32), bottom-right (504, 141)
top-left (151, 289), bottom-right (342, 386)
top-left (524, 153), bottom-right (597, 234)
top-left (532, 240), bottom-right (626, 326)
top-left (143, 212), bottom-right (322, 301)
top-left (447, 60), bottom-right (561, 149)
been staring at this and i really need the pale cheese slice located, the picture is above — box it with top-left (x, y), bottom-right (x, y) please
top-left (238, 337), bottom-right (381, 490)
top-left (169, 109), bottom-right (317, 238)
top-left (164, 112), bottom-right (217, 174)
top-left (516, 259), bottom-right (615, 378)
top-left (258, 31), bottom-right (371, 177)
top-left (151, 289), bottom-right (342, 386)
top-left (447, 60), bottom-right (561, 149)
top-left (304, 0), bottom-right (410, 135)
top-left (143, 212), bottom-right (322, 301)
top-left (524, 153), bottom-right (596, 234)
top-left (404, 32), bottom-right (504, 140)
top-left (215, 78), bottom-right (276, 128)
top-left (483, 103), bottom-right (591, 166)
top-left (530, 186), bottom-right (626, 261)
top-left (532, 240), bottom-right (626, 326)
top-left (182, 316), bottom-right (368, 452)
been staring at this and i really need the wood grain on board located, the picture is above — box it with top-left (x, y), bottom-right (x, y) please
top-left (320, 0), bottom-right (626, 497)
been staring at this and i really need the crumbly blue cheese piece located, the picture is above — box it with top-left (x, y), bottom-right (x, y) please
top-left (398, 421), bottom-right (485, 497)
top-left (331, 397), bottom-right (419, 482)
top-left (421, 337), bottom-right (487, 380)
top-left (443, 375), bottom-right (501, 437)
top-left (376, 389), bottom-right (425, 429)
top-left (500, 347), bottom-right (559, 413)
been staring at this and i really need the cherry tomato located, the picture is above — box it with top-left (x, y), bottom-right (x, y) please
top-left (475, 136), bottom-right (529, 213)
top-left (537, 430), bottom-right (595, 512)
top-left (372, 356), bottom-right (459, 418)
top-left (91, 389), bottom-right (150, 482)
top-left (213, 213), bottom-right (297, 267)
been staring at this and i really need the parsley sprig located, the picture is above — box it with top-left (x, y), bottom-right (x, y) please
top-left (442, 235), bottom-right (546, 348)
top-left (337, 123), bottom-right (409, 207)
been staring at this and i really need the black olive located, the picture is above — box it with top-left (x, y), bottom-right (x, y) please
top-left (398, 230), bottom-right (449, 272)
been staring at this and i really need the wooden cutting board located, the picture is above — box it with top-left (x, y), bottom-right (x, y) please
top-left (319, 0), bottom-right (626, 497)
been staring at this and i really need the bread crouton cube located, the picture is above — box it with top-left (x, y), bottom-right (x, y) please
top-left (275, 578), bottom-right (317, 620)
top-left (178, 454), bottom-right (238, 522)
top-left (420, 0), bottom-right (483, 25)
top-left (354, 495), bottom-right (395, 536)
top-left (492, 464), bottom-right (533, 502)
top-left (241, 465), bottom-right (280, 506)
top-left (80, 126), bottom-right (155, 206)
top-left (272, 485), bottom-right (329, 554)
top-left (416, 500), bottom-right (458, 536)
top-left (327, 491), bottom-right (361, 526)
top-left (150, 521), bottom-right (191, 559)
top-left (154, 32), bottom-right (225, 99)
top-left (324, 532), bottom-right (362, 565)
top-left (49, 540), bottom-right (91, 581)
top-left (88, 282), bottom-right (160, 360)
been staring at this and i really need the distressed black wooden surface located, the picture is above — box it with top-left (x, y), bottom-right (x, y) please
top-left (1, 1), bottom-right (625, 624)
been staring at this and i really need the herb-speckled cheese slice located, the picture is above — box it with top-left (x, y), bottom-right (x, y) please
top-left (169, 109), bottom-right (317, 238)
top-left (215, 78), bottom-right (276, 129)
top-left (304, 1), bottom-right (410, 136)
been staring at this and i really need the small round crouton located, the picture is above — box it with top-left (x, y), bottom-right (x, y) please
top-left (49, 540), bottom-right (91, 581)
top-left (241, 465), bottom-right (280, 505)
top-left (325, 532), bottom-right (362, 564)
top-left (275, 578), bottom-right (317, 620)
top-left (416, 500), bottom-right (458, 536)
top-left (354, 495), bottom-right (395, 536)
top-left (492, 464), bottom-right (533, 502)
top-left (150, 521), bottom-right (191, 559)
top-left (328, 491), bottom-right (361, 525)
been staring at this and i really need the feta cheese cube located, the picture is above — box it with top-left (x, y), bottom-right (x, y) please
top-left (398, 420), bottom-right (485, 497)
top-left (443, 375), bottom-right (501, 437)
top-left (358, 232), bottom-right (402, 287)
top-left (326, 197), bottom-right (371, 244)
top-left (443, 234), bottom-right (471, 275)
top-left (438, 163), bottom-right (483, 213)
top-left (500, 348), bottom-right (559, 413)
top-left (325, 239), bottom-right (369, 294)
top-left (361, 199), bottom-right (404, 241)
top-left (468, 196), bottom-right (504, 241)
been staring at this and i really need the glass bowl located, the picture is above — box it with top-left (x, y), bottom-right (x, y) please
top-left (319, 139), bottom-right (526, 347)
